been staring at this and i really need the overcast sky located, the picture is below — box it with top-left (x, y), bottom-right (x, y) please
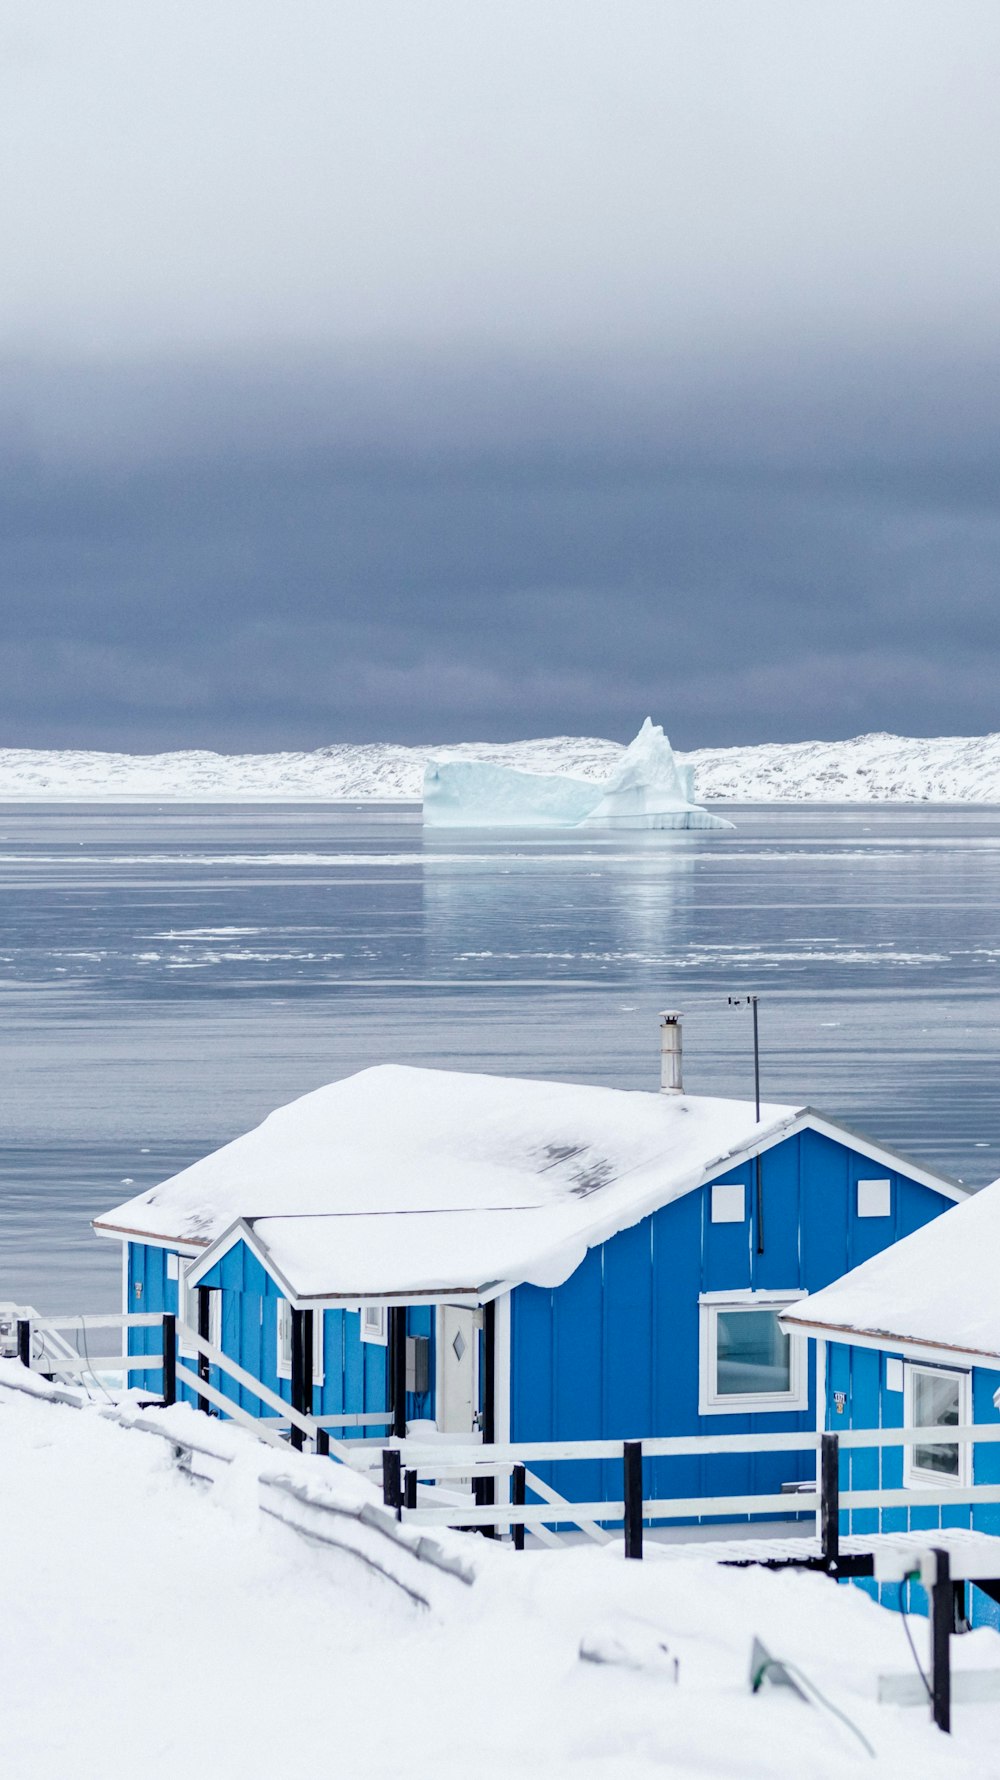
top-left (2, 1), bottom-right (999, 750)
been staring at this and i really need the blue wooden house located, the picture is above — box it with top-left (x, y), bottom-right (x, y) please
top-left (94, 1016), bottom-right (965, 1515)
top-left (781, 1177), bottom-right (1000, 1623)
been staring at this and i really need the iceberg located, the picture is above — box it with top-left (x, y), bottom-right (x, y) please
top-left (422, 719), bottom-right (734, 830)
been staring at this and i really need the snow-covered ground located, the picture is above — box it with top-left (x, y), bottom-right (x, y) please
top-left (4, 730), bottom-right (1000, 803)
top-left (3, 1376), bottom-right (999, 1778)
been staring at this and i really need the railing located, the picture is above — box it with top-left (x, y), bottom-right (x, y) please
top-left (14, 1311), bottom-right (1000, 1572)
top-left (388, 1424), bottom-right (1000, 1561)
top-left (12, 1310), bottom-right (165, 1385)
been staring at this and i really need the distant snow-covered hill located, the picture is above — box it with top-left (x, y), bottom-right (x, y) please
top-left (686, 731), bottom-right (1000, 803)
top-left (2, 730), bottom-right (1000, 802)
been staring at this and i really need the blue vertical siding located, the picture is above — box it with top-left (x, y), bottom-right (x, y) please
top-left (511, 1129), bottom-right (954, 1520)
top-left (192, 1241), bottom-right (414, 1435)
top-left (826, 1340), bottom-right (1000, 1629)
top-left (126, 1241), bottom-right (177, 1393)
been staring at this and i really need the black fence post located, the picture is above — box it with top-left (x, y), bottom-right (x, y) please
top-left (290, 1307), bottom-right (305, 1451)
top-left (930, 1549), bottom-right (952, 1734)
top-left (16, 1318), bottom-right (31, 1369)
top-left (390, 1308), bottom-right (407, 1441)
top-left (316, 1427), bottom-right (330, 1458)
top-left (512, 1462), bottom-right (526, 1551)
top-left (404, 1468), bottom-right (417, 1511)
top-left (624, 1440), bottom-right (644, 1560)
top-left (162, 1312), bottom-right (177, 1408)
top-left (196, 1287), bottom-right (210, 1416)
top-left (481, 1301), bottom-right (496, 1523)
top-left (473, 1474), bottom-right (497, 1539)
top-left (820, 1432), bottom-right (840, 1571)
top-left (383, 1447), bottom-right (402, 1517)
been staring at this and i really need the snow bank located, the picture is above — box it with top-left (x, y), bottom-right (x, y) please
top-left (0, 1379), bottom-right (996, 1778)
top-left (7, 727), bottom-right (1000, 803)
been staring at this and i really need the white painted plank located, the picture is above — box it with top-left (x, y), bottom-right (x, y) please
top-left (402, 1500), bottom-right (626, 1528)
top-left (37, 1312), bottom-right (163, 1330)
top-left (176, 1325), bottom-right (353, 1462)
top-left (843, 1483), bottom-right (1000, 1511)
top-left (172, 1364), bottom-right (291, 1452)
top-left (643, 1492), bottom-right (818, 1519)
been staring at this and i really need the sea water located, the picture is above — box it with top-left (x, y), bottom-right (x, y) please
top-left (2, 801), bottom-right (999, 1311)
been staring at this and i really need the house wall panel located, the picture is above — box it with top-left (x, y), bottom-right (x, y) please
top-left (510, 1130), bottom-right (953, 1524)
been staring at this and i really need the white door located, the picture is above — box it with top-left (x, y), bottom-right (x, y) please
top-left (436, 1306), bottom-right (479, 1433)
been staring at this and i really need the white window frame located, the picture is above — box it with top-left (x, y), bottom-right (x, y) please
top-left (276, 1301), bottom-right (325, 1383)
top-left (178, 1277), bottom-right (221, 1357)
top-left (904, 1363), bottom-right (970, 1489)
top-left (699, 1291), bottom-right (808, 1416)
top-left (360, 1303), bottom-right (388, 1346)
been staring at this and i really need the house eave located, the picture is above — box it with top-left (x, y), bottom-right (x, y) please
top-left (92, 1219), bottom-right (205, 1256)
top-left (780, 1312), bottom-right (1000, 1372)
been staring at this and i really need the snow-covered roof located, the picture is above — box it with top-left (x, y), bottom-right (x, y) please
top-left (782, 1179), bottom-right (1000, 1365)
top-left (96, 1064), bottom-right (804, 1295)
top-left (95, 1062), bottom-right (965, 1300)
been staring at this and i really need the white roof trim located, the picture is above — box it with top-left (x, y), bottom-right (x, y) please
top-left (185, 1219), bottom-right (300, 1305)
top-left (779, 1311), bottom-right (995, 1371)
top-left (186, 1217), bottom-right (489, 1308)
top-left (91, 1221), bottom-right (202, 1257)
top-left (793, 1110), bottom-right (967, 1202)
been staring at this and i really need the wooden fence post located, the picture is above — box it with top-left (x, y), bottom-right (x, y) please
top-left (16, 1318), bottom-right (31, 1369)
top-left (161, 1313), bottom-right (176, 1407)
top-left (930, 1549), bottom-right (952, 1734)
top-left (290, 1307), bottom-right (305, 1451)
top-left (383, 1447), bottom-right (402, 1517)
top-left (316, 1428), bottom-right (330, 1457)
top-left (512, 1463), bottom-right (526, 1551)
top-left (624, 1441), bottom-right (644, 1560)
top-left (820, 1432), bottom-right (839, 1571)
top-left (196, 1287), bottom-right (210, 1417)
top-left (404, 1468), bottom-right (417, 1511)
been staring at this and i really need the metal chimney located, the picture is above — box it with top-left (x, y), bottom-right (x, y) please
top-left (659, 1010), bottom-right (683, 1094)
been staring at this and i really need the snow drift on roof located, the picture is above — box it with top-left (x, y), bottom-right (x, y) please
top-left (96, 1064), bottom-right (799, 1292)
top-left (783, 1177), bottom-right (1000, 1362)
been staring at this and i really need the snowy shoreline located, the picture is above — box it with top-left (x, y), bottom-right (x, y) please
top-left (3, 729), bottom-right (1000, 803)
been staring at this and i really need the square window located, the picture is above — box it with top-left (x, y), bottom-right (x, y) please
top-left (885, 1357), bottom-right (904, 1393)
top-left (699, 1296), bottom-right (807, 1415)
top-left (904, 1364), bottom-right (969, 1487)
top-left (711, 1183), bottom-right (746, 1224)
top-left (360, 1304), bottom-right (387, 1346)
top-left (857, 1178), bottom-right (891, 1218)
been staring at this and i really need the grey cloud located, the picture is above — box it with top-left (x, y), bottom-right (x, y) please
top-left (1, 344), bottom-right (998, 750)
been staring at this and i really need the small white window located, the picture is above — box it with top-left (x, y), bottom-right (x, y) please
top-left (166, 1252), bottom-right (179, 1281)
top-left (885, 1357), bottom-right (904, 1393)
top-left (857, 1178), bottom-right (891, 1218)
top-left (711, 1183), bottom-right (745, 1224)
top-left (276, 1302), bottom-right (324, 1382)
top-left (699, 1294), bottom-right (808, 1415)
top-left (904, 1364), bottom-right (970, 1488)
top-left (360, 1303), bottom-right (387, 1346)
top-left (178, 1279), bottom-right (220, 1356)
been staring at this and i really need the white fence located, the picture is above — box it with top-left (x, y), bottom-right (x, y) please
top-left (13, 1308), bottom-right (1000, 1563)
